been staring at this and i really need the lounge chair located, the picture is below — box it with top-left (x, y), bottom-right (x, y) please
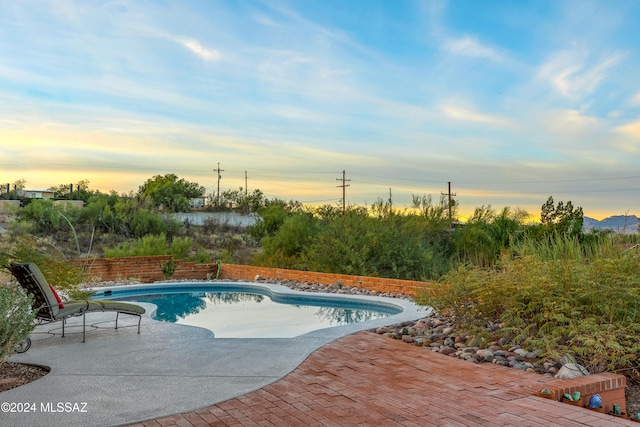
top-left (7, 262), bottom-right (145, 343)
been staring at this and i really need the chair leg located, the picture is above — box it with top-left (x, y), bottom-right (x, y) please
top-left (62, 318), bottom-right (66, 338)
top-left (137, 315), bottom-right (141, 334)
top-left (82, 313), bottom-right (86, 343)
top-left (115, 312), bottom-right (119, 330)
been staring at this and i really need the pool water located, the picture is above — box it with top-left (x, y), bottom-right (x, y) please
top-left (95, 285), bottom-right (399, 338)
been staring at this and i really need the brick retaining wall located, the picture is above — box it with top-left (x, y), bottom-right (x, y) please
top-left (80, 256), bottom-right (432, 296)
top-left (79, 256), bottom-right (218, 283)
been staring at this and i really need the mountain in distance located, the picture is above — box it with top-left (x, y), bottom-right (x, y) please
top-left (583, 215), bottom-right (639, 234)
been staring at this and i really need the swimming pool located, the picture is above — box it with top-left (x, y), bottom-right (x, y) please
top-left (92, 282), bottom-right (405, 338)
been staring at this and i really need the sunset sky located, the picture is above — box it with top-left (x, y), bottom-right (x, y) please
top-left (1, 0), bottom-right (640, 220)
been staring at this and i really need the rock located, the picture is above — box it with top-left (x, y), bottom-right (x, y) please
top-left (443, 337), bottom-right (455, 347)
top-left (555, 363), bottom-right (589, 380)
top-left (476, 349), bottom-right (494, 361)
top-left (466, 337), bottom-right (482, 347)
top-left (513, 348), bottom-right (528, 357)
top-left (402, 335), bottom-right (414, 343)
top-left (413, 337), bottom-right (426, 346)
top-left (439, 347), bottom-right (456, 356)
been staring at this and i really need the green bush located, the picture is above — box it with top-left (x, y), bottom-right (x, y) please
top-left (191, 247), bottom-right (212, 264)
top-left (416, 238), bottom-right (640, 373)
top-left (0, 286), bottom-right (36, 367)
top-left (104, 234), bottom-right (168, 257)
top-left (170, 237), bottom-right (193, 260)
top-left (129, 209), bottom-right (166, 238)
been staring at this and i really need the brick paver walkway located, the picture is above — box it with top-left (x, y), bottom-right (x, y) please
top-left (127, 332), bottom-right (634, 426)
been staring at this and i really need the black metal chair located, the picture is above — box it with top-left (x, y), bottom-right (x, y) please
top-left (7, 262), bottom-right (145, 343)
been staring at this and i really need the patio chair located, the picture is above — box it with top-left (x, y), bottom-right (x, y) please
top-left (7, 262), bottom-right (145, 343)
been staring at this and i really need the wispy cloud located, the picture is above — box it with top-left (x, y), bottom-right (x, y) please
top-left (441, 104), bottom-right (512, 127)
top-left (632, 92), bottom-right (640, 106)
top-left (443, 35), bottom-right (503, 61)
top-left (537, 50), bottom-right (624, 98)
top-left (155, 32), bottom-right (221, 61)
top-left (175, 36), bottom-right (221, 61)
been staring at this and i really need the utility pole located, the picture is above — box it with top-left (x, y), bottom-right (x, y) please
top-left (336, 170), bottom-right (350, 215)
top-left (214, 163), bottom-right (224, 206)
top-left (441, 181), bottom-right (456, 221)
top-left (389, 188), bottom-right (392, 209)
top-left (244, 171), bottom-right (249, 213)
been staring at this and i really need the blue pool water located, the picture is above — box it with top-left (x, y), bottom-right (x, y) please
top-left (93, 284), bottom-right (401, 338)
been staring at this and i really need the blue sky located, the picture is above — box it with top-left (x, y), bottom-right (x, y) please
top-left (1, 0), bottom-right (640, 220)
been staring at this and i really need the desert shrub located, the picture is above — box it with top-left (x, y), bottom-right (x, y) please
top-left (303, 211), bottom-right (451, 280)
top-left (170, 237), bottom-right (193, 260)
top-left (190, 247), bottom-right (212, 264)
top-left (256, 213), bottom-right (317, 268)
top-left (0, 286), bottom-right (36, 366)
top-left (104, 234), bottom-right (168, 257)
top-left (247, 204), bottom-right (290, 239)
top-left (416, 238), bottom-right (640, 373)
top-left (129, 209), bottom-right (166, 238)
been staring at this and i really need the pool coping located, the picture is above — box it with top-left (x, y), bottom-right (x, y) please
top-left (3, 282), bottom-right (430, 427)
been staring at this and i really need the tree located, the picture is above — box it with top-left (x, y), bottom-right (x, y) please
top-left (540, 196), bottom-right (584, 236)
top-left (216, 188), bottom-right (267, 213)
top-left (138, 174), bottom-right (205, 212)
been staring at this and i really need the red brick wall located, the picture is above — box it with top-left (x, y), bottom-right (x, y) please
top-left (80, 256), bottom-right (433, 295)
top-left (79, 256), bottom-right (218, 283)
top-left (218, 264), bottom-right (432, 296)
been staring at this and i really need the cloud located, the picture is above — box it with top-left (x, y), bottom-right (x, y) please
top-left (443, 35), bottom-right (503, 61)
top-left (537, 109), bottom-right (601, 143)
top-left (174, 37), bottom-right (221, 61)
top-left (615, 120), bottom-right (640, 139)
top-left (537, 50), bottom-right (624, 98)
top-left (441, 104), bottom-right (512, 127)
top-left (632, 92), bottom-right (640, 106)
top-left (152, 31), bottom-right (221, 61)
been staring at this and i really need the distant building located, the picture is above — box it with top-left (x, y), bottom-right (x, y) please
top-left (191, 197), bottom-right (207, 209)
top-left (18, 189), bottom-right (55, 200)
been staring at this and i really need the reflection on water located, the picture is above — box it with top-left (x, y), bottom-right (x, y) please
top-left (123, 292), bottom-right (206, 322)
top-left (116, 291), bottom-right (391, 338)
top-left (206, 292), bottom-right (264, 305)
top-left (315, 306), bottom-right (381, 324)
